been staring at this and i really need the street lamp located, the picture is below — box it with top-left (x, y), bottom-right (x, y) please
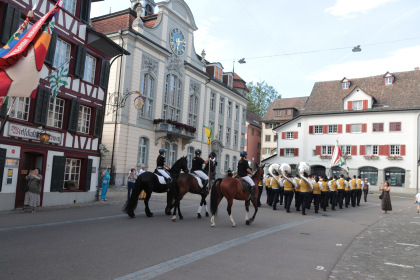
top-left (39, 130), bottom-right (51, 144)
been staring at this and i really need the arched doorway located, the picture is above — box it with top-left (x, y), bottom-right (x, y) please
top-left (359, 166), bottom-right (378, 186)
top-left (331, 166), bottom-right (342, 178)
top-left (311, 165), bottom-right (326, 177)
top-left (384, 167), bottom-right (405, 187)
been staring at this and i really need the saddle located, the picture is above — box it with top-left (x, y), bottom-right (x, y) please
top-left (191, 173), bottom-right (204, 188)
top-left (236, 178), bottom-right (257, 200)
top-left (153, 169), bottom-right (169, 185)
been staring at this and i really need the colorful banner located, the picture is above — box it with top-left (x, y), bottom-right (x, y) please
top-left (331, 141), bottom-right (348, 170)
top-left (203, 125), bottom-right (212, 145)
top-left (49, 59), bottom-right (70, 98)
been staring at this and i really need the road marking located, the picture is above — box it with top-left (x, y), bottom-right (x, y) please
top-left (410, 222), bottom-right (420, 224)
top-left (115, 217), bottom-right (320, 280)
top-left (396, 242), bottom-right (419, 247)
top-left (0, 205), bottom-right (197, 232)
top-left (336, 244), bottom-right (343, 246)
top-left (384, 262), bottom-right (414, 269)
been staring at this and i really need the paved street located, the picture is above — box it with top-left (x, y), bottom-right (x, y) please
top-left (0, 186), bottom-right (418, 280)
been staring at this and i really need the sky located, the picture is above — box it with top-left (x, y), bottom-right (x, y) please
top-left (91, 0), bottom-right (420, 99)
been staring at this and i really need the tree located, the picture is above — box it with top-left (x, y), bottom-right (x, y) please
top-left (246, 81), bottom-right (280, 118)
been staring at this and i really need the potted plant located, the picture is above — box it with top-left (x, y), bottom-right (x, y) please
top-left (65, 180), bottom-right (77, 190)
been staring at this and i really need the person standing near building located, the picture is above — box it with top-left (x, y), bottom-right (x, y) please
top-left (127, 168), bottom-right (137, 200)
top-left (356, 175), bottom-right (363, 206)
top-left (22, 168), bottom-right (42, 213)
top-left (138, 165), bottom-right (146, 175)
top-left (321, 176), bottom-right (330, 211)
top-left (191, 149), bottom-right (210, 194)
top-left (379, 181), bottom-right (392, 214)
top-left (100, 166), bottom-right (111, 201)
top-left (362, 178), bottom-right (369, 202)
top-left (415, 192), bottom-right (420, 213)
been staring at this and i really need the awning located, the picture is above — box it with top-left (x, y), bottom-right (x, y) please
top-left (86, 27), bottom-right (130, 58)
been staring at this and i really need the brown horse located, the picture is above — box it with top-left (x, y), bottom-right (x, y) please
top-left (167, 152), bottom-right (217, 221)
top-left (210, 164), bottom-right (265, 227)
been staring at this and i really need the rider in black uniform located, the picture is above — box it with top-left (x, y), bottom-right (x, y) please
top-left (156, 148), bottom-right (171, 190)
top-left (237, 151), bottom-right (256, 199)
top-left (191, 149), bottom-right (209, 194)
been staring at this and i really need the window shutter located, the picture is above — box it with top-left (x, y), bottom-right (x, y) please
top-left (346, 124), bottom-right (351, 133)
top-left (351, 145), bottom-right (357, 155)
top-left (280, 148), bottom-right (284, 156)
top-left (379, 123), bottom-right (384, 131)
top-left (294, 131), bottom-right (298, 139)
top-left (44, 31), bottom-right (58, 66)
top-left (1, 4), bottom-right (21, 45)
top-left (379, 145), bottom-right (389, 156)
top-left (50, 156), bottom-right (66, 191)
top-left (361, 123), bottom-right (367, 133)
top-left (282, 132), bottom-right (286, 139)
top-left (74, 46), bottom-right (87, 79)
top-left (384, 145), bottom-right (390, 156)
top-left (332, 145), bottom-right (335, 153)
top-left (323, 125), bottom-right (328, 134)
top-left (67, 99), bottom-right (80, 133)
top-left (33, 87), bottom-right (50, 126)
top-left (315, 146), bottom-right (321, 155)
top-left (294, 148), bottom-right (299, 157)
top-left (0, 148), bottom-right (6, 191)
top-left (309, 126), bottom-right (313, 134)
top-left (79, 0), bottom-right (91, 24)
top-left (0, 102), bottom-right (7, 118)
top-left (84, 159), bottom-right (93, 190)
top-left (363, 100), bottom-right (368, 110)
top-left (359, 145), bottom-right (366, 155)
top-left (99, 60), bottom-right (111, 89)
top-left (347, 101), bottom-right (353, 111)
top-left (400, 145), bottom-right (406, 156)
top-left (93, 108), bottom-right (104, 138)
top-left (337, 124), bottom-right (343, 133)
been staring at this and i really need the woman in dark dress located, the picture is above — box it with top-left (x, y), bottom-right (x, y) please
top-left (379, 181), bottom-right (392, 214)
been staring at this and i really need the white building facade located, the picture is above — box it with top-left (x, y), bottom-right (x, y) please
top-left (263, 70), bottom-right (420, 194)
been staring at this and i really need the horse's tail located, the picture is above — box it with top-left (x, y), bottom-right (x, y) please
top-left (210, 178), bottom-right (222, 216)
top-left (123, 176), bottom-right (142, 216)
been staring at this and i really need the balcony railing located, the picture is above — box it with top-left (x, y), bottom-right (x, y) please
top-left (154, 120), bottom-right (196, 148)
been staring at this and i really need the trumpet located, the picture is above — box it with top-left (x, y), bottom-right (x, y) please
top-left (278, 163), bottom-right (295, 185)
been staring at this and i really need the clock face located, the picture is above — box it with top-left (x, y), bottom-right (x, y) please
top-left (169, 27), bottom-right (186, 56)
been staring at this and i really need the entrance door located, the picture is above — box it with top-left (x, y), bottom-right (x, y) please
top-left (15, 152), bottom-right (44, 208)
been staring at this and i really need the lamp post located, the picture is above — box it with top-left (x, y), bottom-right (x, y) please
top-left (39, 130), bottom-right (51, 144)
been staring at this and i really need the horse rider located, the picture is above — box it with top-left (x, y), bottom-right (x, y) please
top-left (156, 148), bottom-right (171, 189)
top-left (191, 149), bottom-right (210, 194)
top-left (237, 151), bottom-right (256, 199)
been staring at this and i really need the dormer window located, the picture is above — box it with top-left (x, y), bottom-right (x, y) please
top-left (384, 72), bottom-right (394, 85)
top-left (214, 67), bottom-right (222, 80)
top-left (228, 75), bottom-right (233, 87)
top-left (341, 78), bottom-right (350, 89)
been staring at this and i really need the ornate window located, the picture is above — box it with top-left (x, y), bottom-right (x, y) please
top-left (235, 105), bottom-right (239, 121)
top-left (47, 97), bottom-right (65, 128)
top-left (218, 125), bottom-right (223, 141)
top-left (226, 128), bottom-right (230, 144)
top-left (163, 74), bottom-right (181, 121)
top-left (188, 93), bottom-right (198, 128)
top-left (227, 101), bottom-right (232, 118)
top-left (219, 97), bottom-right (224, 114)
top-left (187, 147), bottom-right (194, 169)
top-left (225, 154), bottom-right (230, 171)
top-left (232, 156), bottom-right (237, 172)
top-left (234, 130), bottom-right (238, 146)
top-left (210, 93), bottom-right (215, 112)
top-left (140, 73), bottom-right (154, 119)
top-left (77, 105), bottom-right (91, 134)
top-left (137, 137), bottom-right (149, 166)
top-left (169, 143), bottom-right (178, 167)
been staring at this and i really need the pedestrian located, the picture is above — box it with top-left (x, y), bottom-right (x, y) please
top-left (138, 164), bottom-right (146, 175)
top-left (363, 178), bottom-right (369, 202)
top-left (415, 192), bottom-right (420, 213)
top-left (127, 168), bottom-right (137, 200)
top-left (379, 181), bottom-right (392, 214)
top-left (226, 168), bottom-right (233, 177)
top-left (22, 168), bottom-right (42, 213)
top-left (100, 166), bottom-right (111, 201)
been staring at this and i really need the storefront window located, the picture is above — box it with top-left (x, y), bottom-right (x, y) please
top-left (331, 166), bottom-right (342, 178)
top-left (384, 167), bottom-right (405, 187)
top-left (359, 166), bottom-right (378, 186)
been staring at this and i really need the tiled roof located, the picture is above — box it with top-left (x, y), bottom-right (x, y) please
top-left (246, 110), bottom-right (261, 128)
top-left (262, 97), bottom-right (308, 121)
top-left (303, 69), bottom-right (420, 114)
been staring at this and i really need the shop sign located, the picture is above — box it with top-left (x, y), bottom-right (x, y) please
top-left (8, 123), bottom-right (62, 144)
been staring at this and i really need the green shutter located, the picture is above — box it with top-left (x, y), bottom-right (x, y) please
top-left (99, 60), bottom-right (110, 89)
top-left (79, 0), bottom-right (91, 24)
top-left (84, 159), bottom-right (93, 191)
top-left (1, 4), bottom-right (21, 45)
top-left (50, 156), bottom-right (66, 191)
top-left (93, 108), bottom-right (104, 138)
top-left (74, 46), bottom-right (87, 79)
top-left (44, 31), bottom-right (58, 66)
top-left (0, 102), bottom-right (7, 118)
top-left (0, 148), bottom-right (6, 191)
top-left (33, 87), bottom-right (50, 126)
top-left (67, 99), bottom-right (80, 133)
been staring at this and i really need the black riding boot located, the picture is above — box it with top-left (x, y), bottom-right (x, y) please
top-left (165, 178), bottom-right (172, 192)
top-left (201, 180), bottom-right (208, 194)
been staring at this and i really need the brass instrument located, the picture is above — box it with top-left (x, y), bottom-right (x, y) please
top-left (278, 163), bottom-right (295, 185)
top-left (296, 162), bottom-right (312, 188)
top-left (268, 163), bottom-right (280, 184)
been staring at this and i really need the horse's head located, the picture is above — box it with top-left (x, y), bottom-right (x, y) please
top-left (180, 156), bottom-right (189, 173)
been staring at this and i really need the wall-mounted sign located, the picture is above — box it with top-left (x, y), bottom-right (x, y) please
top-left (8, 123), bottom-right (62, 144)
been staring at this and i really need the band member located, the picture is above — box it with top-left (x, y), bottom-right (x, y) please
top-left (299, 173), bottom-right (313, 215)
top-left (337, 174), bottom-right (347, 209)
top-left (356, 175), bottom-right (363, 206)
top-left (156, 148), bottom-right (171, 185)
top-left (363, 178), bottom-right (370, 202)
top-left (294, 174), bottom-right (301, 211)
top-left (344, 177), bottom-right (352, 208)
top-left (257, 176), bottom-right (264, 207)
top-left (283, 172), bottom-right (297, 213)
top-left (312, 176), bottom-right (321, 213)
top-left (266, 174), bottom-right (273, 205)
top-left (191, 149), bottom-right (210, 194)
top-left (321, 176), bottom-right (330, 211)
top-left (271, 171), bottom-right (282, 210)
top-left (350, 175), bottom-right (357, 207)
top-left (329, 176), bottom-right (338, 210)
top-left (237, 151), bottom-right (256, 199)
top-left (279, 175), bottom-right (284, 206)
